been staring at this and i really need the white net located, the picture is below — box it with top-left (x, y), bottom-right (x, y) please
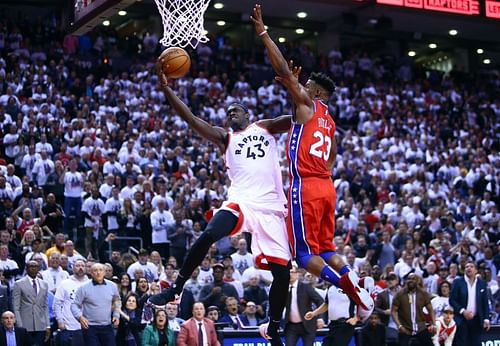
top-left (154, 0), bottom-right (211, 49)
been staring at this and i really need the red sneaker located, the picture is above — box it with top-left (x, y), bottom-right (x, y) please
top-left (339, 271), bottom-right (374, 311)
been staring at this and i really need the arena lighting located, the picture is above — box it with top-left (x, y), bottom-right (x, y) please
top-left (216, 20), bottom-right (226, 26)
top-left (408, 50), bottom-right (416, 57)
top-left (278, 37), bottom-right (286, 43)
top-left (102, 20), bottom-right (110, 26)
top-left (213, 3), bottom-right (224, 9)
top-left (448, 29), bottom-right (458, 36)
top-left (118, 10), bottom-right (127, 16)
top-left (483, 59), bottom-right (491, 64)
top-left (297, 12), bottom-right (307, 18)
top-left (295, 28), bottom-right (304, 34)
top-left (203, 29), bottom-right (209, 35)
top-left (477, 48), bottom-right (484, 54)
top-left (264, 25), bottom-right (268, 30)
top-left (429, 43), bottom-right (437, 49)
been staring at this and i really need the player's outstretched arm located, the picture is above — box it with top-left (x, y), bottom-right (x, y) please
top-left (251, 4), bottom-right (312, 109)
top-left (258, 115), bottom-right (292, 134)
top-left (157, 60), bottom-right (228, 151)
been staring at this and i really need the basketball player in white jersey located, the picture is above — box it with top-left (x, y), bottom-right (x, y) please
top-left (149, 61), bottom-right (293, 345)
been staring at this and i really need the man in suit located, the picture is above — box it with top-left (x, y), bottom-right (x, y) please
top-left (177, 302), bottom-right (221, 346)
top-left (375, 272), bottom-right (400, 346)
top-left (450, 261), bottom-right (490, 346)
top-left (0, 311), bottom-right (31, 346)
top-left (12, 260), bottom-right (50, 346)
top-left (0, 285), bottom-right (11, 316)
top-left (218, 296), bottom-right (244, 330)
top-left (283, 265), bottom-right (324, 346)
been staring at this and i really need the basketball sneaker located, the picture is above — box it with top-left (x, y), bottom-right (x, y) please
top-left (259, 321), bottom-right (284, 346)
top-left (339, 270), bottom-right (374, 311)
top-left (357, 276), bottom-right (376, 322)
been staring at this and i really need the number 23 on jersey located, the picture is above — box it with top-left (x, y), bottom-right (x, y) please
top-left (309, 130), bottom-right (332, 161)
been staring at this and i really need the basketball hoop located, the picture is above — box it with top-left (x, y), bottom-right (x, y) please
top-left (154, 0), bottom-right (211, 49)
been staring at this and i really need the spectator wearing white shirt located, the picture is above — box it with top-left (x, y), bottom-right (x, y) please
top-left (41, 252), bottom-right (70, 293)
top-left (53, 259), bottom-right (89, 346)
top-left (34, 134), bottom-right (53, 155)
top-left (126, 249), bottom-right (158, 283)
top-left (404, 202), bottom-right (425, 229)
top-left (99, 175), bottom-right (115, 199)
top-left (231, 239), bottom-right (254, 275)
top-left (0, 245), bottom-right (19, 288)
top-left (102, 151), bottom-right (122, 176)
top-left (150, 198), bottom-right (174, 257)
top-left (32, 150), bottom-right (54, 187)
top-left (104, 187), bottom-right (122, 234)
top-left (383, 192), bottom-right (398, 215)
top-left (394, 251), bottom-right (423, 283)
top-left (2, 124), bottom-right (18, 164)
top-left (119, 176), bottom-right (137, 200)
top-left (20, 145), bottom-right (40, 181)
top-left (81, 187), bottom-right (105, 258)
top-left (60, 159), bottom-right (84, 234)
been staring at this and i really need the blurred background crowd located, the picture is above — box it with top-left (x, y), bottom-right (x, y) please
top-left (0, 6), bottom-right (498, 346)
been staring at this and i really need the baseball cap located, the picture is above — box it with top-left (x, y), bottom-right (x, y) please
top-left (443, 306), bottom-right (454, 313)
top-left (138, 249), bottom-right (149, 256)
top-left (212, 263), bottom-right (225, 271)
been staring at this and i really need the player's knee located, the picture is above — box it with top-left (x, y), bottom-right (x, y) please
top-left (319, 251), bottom-right (336, 263)
top-left (269, 262), bottom-right (290, 283)
top-left (296, 254), bottom-right (314, 269)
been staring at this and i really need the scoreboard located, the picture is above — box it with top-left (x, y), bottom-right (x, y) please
top-left (376, 0), bottom-right (500, 18)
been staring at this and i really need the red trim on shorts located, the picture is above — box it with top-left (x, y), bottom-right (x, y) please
top-left (225, 202), bottom-right (244, 236)
top-left (255, 254), bottom-right (289, 270)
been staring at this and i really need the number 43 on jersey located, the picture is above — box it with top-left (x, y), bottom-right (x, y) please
top-left (246, 144), bottom-right (265, 160)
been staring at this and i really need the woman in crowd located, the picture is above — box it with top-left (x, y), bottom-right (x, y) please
top-left (118, 273), bottom-right (132, 299)
top-left (120, 198), bottom-right (138, 235)
top-left (117, 292), bottom-right (144, 346)
top-left (150, 251), bottom-right (164, 278)
top-left (432, 281), bottom-right (451, 318)
top-left (142, 309), bottom-right (175, 346)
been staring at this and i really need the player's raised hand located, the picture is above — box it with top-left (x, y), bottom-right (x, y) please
top-left (156, 58), bottom-right (169, 87)
top-left (289, 60), bottom-right (302, 80)
top-left (275, 60), bottom-right (302, 85)
top-left (250, 4), bottom-right (266, 35)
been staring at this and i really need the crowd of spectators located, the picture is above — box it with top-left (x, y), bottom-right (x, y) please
top-left (0, 7), bottom-right (498, 346)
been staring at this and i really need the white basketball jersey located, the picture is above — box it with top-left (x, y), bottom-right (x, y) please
top-left (225, 123), bottom-right (286, 212)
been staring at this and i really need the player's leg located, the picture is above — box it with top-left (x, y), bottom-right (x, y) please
top-left (289, 195), bottom-right (343, 288)
top-left (149, 209), bottom-right (238, 304)
top-left (250, 211), bottom-right (290, 346)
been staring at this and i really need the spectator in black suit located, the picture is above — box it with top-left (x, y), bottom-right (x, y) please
top-left (0, 286), bottom-right (10, 316)
top-left (283, 266), bottom-right (324, 346)
top-left (0, 311), bottom-right (31, 346)
top-left (450, 261), bottom-right (490, 346)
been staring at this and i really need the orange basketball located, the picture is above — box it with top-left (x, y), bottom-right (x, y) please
top-left (159, 47), bottom-right (191, 79)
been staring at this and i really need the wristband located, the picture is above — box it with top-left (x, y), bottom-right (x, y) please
top-left (259, 30), bottom-right (268, 37)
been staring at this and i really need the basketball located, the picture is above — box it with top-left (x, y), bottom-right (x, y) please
top-left (159, 47), bottom-right (191, 79)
